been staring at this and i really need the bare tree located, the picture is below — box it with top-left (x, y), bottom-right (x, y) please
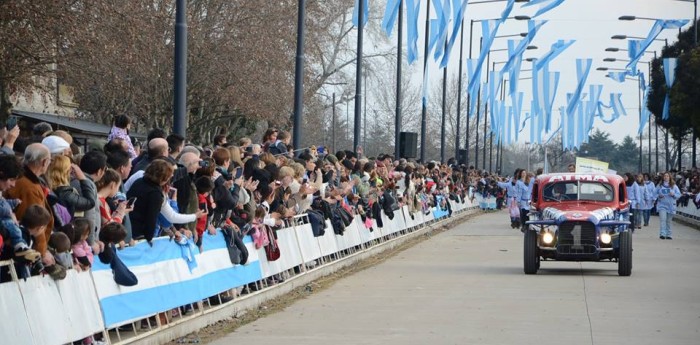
top-left (0, 0), bottom-right (84, 121)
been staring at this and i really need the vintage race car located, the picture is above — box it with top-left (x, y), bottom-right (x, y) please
top-left (524, 173), bottom-right (633, 276)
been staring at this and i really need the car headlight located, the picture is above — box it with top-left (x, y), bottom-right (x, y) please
top-left (600, 232), bottom-right (612, 244)
top-left (542, 232), bottom-right (554, 244)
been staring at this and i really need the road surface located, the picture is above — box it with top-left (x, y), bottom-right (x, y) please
top-left (211, 210), bottom-right (700, 345)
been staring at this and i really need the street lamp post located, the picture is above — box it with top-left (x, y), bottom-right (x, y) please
top-left (292, 0), bottom-right (306, 149)
top-left (353, 0), bottom-right (365, 153)
top-left (420, 0), bottom-right (431, 162)
top-left (173, 0), bottom-right (187, 137)
top-left (332, 92), bottom-right (336, 153)
top-left (395, 0), bottom-right (403, 160)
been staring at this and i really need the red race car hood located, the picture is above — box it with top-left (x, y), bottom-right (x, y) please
top-left (541, 204), bottom-right (617, 224)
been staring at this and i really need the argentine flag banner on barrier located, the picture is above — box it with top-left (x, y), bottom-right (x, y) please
top-left (92, 232), bottom-right (261, 328)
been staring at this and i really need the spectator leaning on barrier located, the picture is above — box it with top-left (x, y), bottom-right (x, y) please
top-left (127, 160), bottom-right (173, 244)
top-left (173, 151), bottom-right (201, 233)
top-left (0, 155), bottom-right (42, 264)
top-left (5, 143), bottom-right (54, 257)
top-left (79, 150), bottom-right (107, 254)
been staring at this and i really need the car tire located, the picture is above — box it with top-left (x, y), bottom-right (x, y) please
top-left (524, 230), bottom-right (539, 274)
top-left (618, 231), bottom-right (632, 276)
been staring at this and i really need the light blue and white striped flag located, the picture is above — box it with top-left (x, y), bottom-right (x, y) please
top-left (662, 57), bottom-right (678, 120)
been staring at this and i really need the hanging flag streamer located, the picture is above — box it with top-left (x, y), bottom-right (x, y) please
top-left (513, 93), bottom-right (524, 142)
top-left (381, 0), bottom-right (401, 36)
top-left (585, 85), bottom-right (603, 139)
top-left (507, 40), bottom-right (523, 96)
top-left (596, 94), bottom-right (622, 124)
top-left (467, 20), bottom-right (503, 102)
top-left (429, 0), bottom-right (451, 62)
top-left (627, 40), bottom-right (643, 74)
top-left (532, 62), bottom-right (560, 134)
top-left (607, 71), bottom-right (627, 83)
top-left (428, 19), bottom-right (442, 54)
top-left (352, 0), bottom-right (370, 28)
top-left (521, 0), bottom-right (566, 18)
top-left (626, 19), bottom-right (689, 72)
top-left (544, 70), bottom-right (561, 133)
top-left (638, 87), bottom-right (651, 135)
top-left (565, 59), bottom-right (592, 118)
top-left (534, 40), bottom-right (576, 71)
top-left (611, 93), bottom-right (627, 117)
top-left (406, 0), bottom-right (421, 64)
top-left (531, 60), bottom-right (545, 133)
top-left (501, 20), bottom-right (547, 86)
top-left (440, 0), bottom-right (469, 68)
top-left (488, 70), bottom-right (499, 130)
top-left (662, 57), bottom-right (678, 120)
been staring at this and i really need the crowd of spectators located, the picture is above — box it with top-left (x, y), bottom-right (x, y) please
top-left (0, 117), bottom-right (485, 288)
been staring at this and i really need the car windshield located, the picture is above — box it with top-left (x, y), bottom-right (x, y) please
top-left (543, 181), bottom-right (614, 202)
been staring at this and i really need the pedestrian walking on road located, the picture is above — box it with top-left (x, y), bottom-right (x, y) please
top-left (655, 172), bottom-right (681, 240)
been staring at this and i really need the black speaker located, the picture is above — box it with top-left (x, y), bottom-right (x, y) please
top-left (399, 132), bottom-right (418, 159)
top-left (458, 149), bottom-right (468, 165)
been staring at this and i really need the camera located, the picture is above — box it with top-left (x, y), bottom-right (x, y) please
top-left (199, 160), bottom-right (209, 168)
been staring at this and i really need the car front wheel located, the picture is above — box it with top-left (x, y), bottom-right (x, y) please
top-left (618, 231), bottom-right (632, 276)
top-left (524, 230), bottom-right (539, 274)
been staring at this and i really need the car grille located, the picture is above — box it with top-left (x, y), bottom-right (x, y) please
top-left (557, 221), bottom-right (597, 255)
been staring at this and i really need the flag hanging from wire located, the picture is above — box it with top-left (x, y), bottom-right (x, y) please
top-left (352, 0), bottom-right (370, 28)
top-left (662, 57), bottom-right (678, 120)
top-left (467, 20), bottom-right (502, 100)
top-left (565, 59), bottom-right (592, 118)
top-left (381, 0), bottom-right (401, 36)
top-left (440, 0), bottom-right (469, 68)
top-left (406, 0), bottom-right (421, 64)
top-left (534, 40), bottom-right (576, 71)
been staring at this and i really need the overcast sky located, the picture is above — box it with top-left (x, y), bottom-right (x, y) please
top-left (411, 0), bottom-right (695, 144)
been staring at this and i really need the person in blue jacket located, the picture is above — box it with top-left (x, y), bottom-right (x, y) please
top-left (642, 173), bottom-right (656, 226)
top-left (624, 173), bottom-right (640, 230)
top-left (497, 168), bottom-right (521, 228)
top-left (515, 169), bottom-right (532, 232)
top-left (631, 174), bottom-right (645, 230)
top-left (655, 172), bottom-right (681, 240)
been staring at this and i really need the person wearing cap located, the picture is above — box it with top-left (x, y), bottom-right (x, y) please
top-left (41, 135), bottom-right (72, 157)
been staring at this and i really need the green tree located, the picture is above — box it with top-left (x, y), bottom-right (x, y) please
top-left (577, 129), bottom-right (616, 163)
top-left (613, 136), bottom-right (640, 173)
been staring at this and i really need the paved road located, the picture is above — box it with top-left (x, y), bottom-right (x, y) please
top-left (211, 211), bottom-right (700, 345)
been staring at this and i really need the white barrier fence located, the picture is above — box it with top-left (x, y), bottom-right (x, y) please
top-left (676, 201), bottom-right (700, 224)
top-left (1, 196), bottom-right (480, 345)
